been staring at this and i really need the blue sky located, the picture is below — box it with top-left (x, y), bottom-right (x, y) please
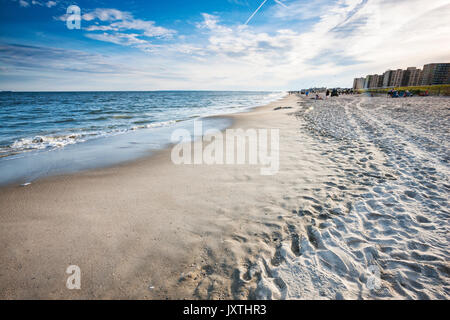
top-left (1, 0), bottom-right (449, 91)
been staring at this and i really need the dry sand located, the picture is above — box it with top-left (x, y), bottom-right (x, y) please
top-left (0, 94), bottom-right (449, 299)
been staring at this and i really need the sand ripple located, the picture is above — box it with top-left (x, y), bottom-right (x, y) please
top-left (192, 95), bottom-right (449, 300)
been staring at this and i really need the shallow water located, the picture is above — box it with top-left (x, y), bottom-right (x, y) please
top-left (0, 91), bottom-right (283, 158)
top-left (0, 91), bottom-right (283, 185)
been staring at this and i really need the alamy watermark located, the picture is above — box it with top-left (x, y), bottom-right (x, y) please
top-left (66, 265), bottom-right (81, 290)
top-left (66, 5), bottom-right (81, 30)
top-left (170, 120), bottom-right (280, 175)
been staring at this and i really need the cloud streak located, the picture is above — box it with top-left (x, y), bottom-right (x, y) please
top-left (245, 0), bottom-right (288, 25)
top-left (55, 7), bottom-right (176, 51)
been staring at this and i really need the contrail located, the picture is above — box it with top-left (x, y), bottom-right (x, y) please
top-left (274, 0), bottom-right (288, 8)
top-left (245, 0), bottom-right (269, 25)
top-left (244, 0), bottom-right (288, 25)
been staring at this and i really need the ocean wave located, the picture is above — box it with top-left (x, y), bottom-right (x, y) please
top-left (112, 115), bottom-right (133, 119)
top-left (132, 120), bottom-right (152, 125)
top-left (0, 119), bottom-right (186, 157)
top-left (54, 118), bottom-right (76, 124)
top-left (131, 119), bottom-right (178, 130)
top-left (0, 91), bottom-right (285, 158)
top-left (3, 133), bottom-right (85, 155)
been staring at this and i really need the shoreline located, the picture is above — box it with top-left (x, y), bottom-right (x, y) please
top-left (0, 94), bottom-right (298, 299)
top-left (0, 93), bottom-right (286, 188)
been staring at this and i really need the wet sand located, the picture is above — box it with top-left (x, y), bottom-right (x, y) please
top-left (0, 94), bottom-right (449, 299)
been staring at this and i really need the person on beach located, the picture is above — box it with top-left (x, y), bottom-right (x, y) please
top-left (326, 89), bottom-right (330, 98)
top-left (331, 88), bottom-right (338, 97)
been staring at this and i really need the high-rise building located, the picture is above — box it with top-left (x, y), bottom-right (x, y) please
top-left (369, 75), bottom-right (377, 88)
top-left (421, 63), bottom-right (450, 85)
top-left (364, 75), bottom-right (373, 89)
top-left (390, 69), bottom-right (405, 87)
top-left (368, 74), bottom-right (382, 88)
top-left (354, 62), bottom-right (449, 89)
top-left (405, 67), bottom-right (422, 86)
top-left (377, 74), bottom-right (384, 88)
top-left (353, 77), bottom-right (365, 89)
top-left (382, 70), bottom-right (394, 88)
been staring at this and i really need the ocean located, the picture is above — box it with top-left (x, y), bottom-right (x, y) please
top-left (0, 91), bottom-right (284, 184)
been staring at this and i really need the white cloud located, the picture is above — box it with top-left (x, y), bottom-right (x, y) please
top-left (42, 7), bottom-right (176, 52)
top-left (85, 32), bottom-right (157, 52)
top-left (9, 0), bottom-right (450, 90)
top-left (171, 0), bottom-right (450, 89)
top-left (106, 19), bottom-right (175, 38)
top-left (71, 8), bottom-right (176, 49)
top-left (46, 1), bottom-right (56, 8)
top-left (18, 0), bottom-right (57, 8)
top-left (82, 8), bottom-right (132, 22)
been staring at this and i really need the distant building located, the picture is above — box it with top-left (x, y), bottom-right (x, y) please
top-left (421, 63), bottom-right (450, 85)
top-left (405, 67), bottom-right (422, 86)
top-left (377, 74), bottom-right (384, 88)
top-left (369, 74), bottom-right (382, 88)
top-left (390, 69), bottom-right (405, 87)
top-left (354, 62), bottom-right (449, 89)
top-left (353, 77), bottom-right (365, 89)
top-left (364, 75), bottom-right (373, 89)
top-left (382, 70), bottom-right (394, 88)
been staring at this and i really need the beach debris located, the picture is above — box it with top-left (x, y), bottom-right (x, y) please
top-left (273, 106), bottom-right (292, 110)
top-left (20, 182), bottom-right (31, 187)
top-left (148, 285), bottom-right (155, 290)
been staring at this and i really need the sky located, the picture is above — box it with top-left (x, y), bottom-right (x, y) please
top-left (0, 0), bottom-right (449, 91)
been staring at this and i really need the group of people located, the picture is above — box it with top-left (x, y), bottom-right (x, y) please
top-left (308, 88), bottom-right (340, 100)
top-left (387, 89), bottom-right (428, 98)
top-left (298, 88), bottom-right (343, 99)
top-left (291, 88), bottom-right (432, 99)
top-left (289, 88), bottom-right (358, 100)
top-left (326, 89), bottom-right (339, 97)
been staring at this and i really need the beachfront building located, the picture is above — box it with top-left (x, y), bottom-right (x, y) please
top-left (364, 75), bottom-right (372, 89)
top-left (421, 63), bottom-right (450, 85)
top-left (353, 77), bottom-right (365, 89)
top-left (377, 74), bottom-right (384, 88)
top-left (368, 74), bottom-right (382, 88)
top-left (390, 69), bottom-right (405, 87)
top-left (359, 74), bottom-right (385, 89)
top-left (354, 62), bottom-right (449, 89)
top-left (367, 74), bottom-right (376, 89)
top-left (382, 70), bottom-right (394, 88)
top-left (405, 67), bottom-right (422, 87)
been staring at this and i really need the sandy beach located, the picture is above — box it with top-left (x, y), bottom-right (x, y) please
top-left (0, 94), bottom-right (449, 300)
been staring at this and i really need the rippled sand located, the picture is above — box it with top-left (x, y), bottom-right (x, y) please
top-left (186, 95), bottom-right (450, 300)
top-left (246, 95), bottom-right (450, 299)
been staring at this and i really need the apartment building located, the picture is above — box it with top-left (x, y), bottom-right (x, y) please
top-left (405, 67), bottom-right (422, 87)
top-left (421, 63), bottom-right (450, 85)
top-left (364, 75), bottom-right (373, 89)
top-left (352, 77), bottom-right (366, 89)
top-left (355, 62), bottom-right (449, 89)
top-left (369, 75), bottom-right (380, 88)
top-left (390, 69), bottom-right (405, 87)
top-left (382, 70), bottom-right (394, 88)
